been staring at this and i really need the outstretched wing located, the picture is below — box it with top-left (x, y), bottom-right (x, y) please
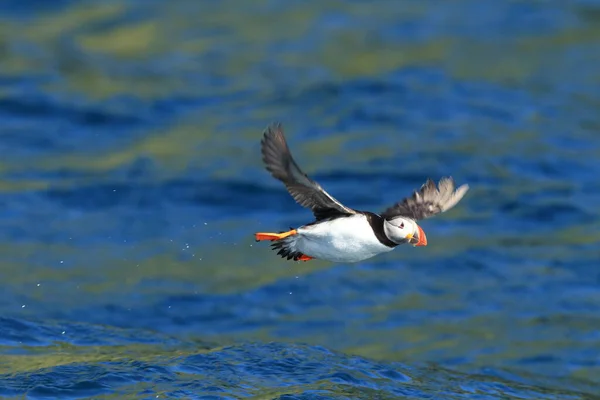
top-left (261, 122), bottom-right (357, 220)
top-left (381, 177), bottom-right (469, 221)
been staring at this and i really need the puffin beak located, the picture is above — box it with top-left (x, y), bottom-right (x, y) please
top-left (414, 225), bottom-right (427, 247)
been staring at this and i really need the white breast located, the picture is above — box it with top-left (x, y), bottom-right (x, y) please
top-left (295, 214), bottom-right (395, 263)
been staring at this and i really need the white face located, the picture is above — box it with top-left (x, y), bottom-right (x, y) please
top-left (383, 216), bottom-right (419, 245)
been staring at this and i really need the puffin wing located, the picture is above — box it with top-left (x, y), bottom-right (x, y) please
top-left (261, 122), bottom-right (357, 220)
top-left (380, 177), bottom-right (469, 221)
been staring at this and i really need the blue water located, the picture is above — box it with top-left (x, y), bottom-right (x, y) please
top-left (1, 0), bottom-right (599, 398)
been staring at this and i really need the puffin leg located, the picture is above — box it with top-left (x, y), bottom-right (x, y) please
top-left (255, 229), bottom-right (297, 242)
top-left (297, 254), bottom-right (313, 261)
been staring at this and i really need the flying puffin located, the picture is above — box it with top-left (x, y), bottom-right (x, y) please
top-left (254, 123), bottom-right (469, 263)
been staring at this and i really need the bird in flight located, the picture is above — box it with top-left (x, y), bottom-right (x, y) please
top-left (254, 123), bottom-right (469, 263)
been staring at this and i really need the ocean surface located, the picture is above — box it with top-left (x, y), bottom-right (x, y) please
top-left (1, 0), bottom-right (599, 398)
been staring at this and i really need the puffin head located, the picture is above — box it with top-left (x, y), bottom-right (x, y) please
top-left (383, 216), bottom-right (427, 247)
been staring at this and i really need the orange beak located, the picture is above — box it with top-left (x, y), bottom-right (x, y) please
top-left (415, 225), bottom-right (427, 247)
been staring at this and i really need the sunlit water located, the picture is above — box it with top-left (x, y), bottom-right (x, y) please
top-left (0, 0), bottom-right (599, 398)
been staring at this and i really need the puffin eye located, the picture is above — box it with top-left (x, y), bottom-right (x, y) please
top-left (399, 222), bottom-right (404, 229)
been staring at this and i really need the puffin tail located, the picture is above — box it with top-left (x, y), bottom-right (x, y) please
top-left (254, 228), bottom-right (312, 261)
top-left (270, 235), bottom-right (311, 261)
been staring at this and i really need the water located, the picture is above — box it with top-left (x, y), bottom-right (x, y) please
top-left (0, 0), bottom-right (599, 398)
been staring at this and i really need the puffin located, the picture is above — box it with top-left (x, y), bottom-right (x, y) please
top-left (254, 122), bottom-right (469, 263)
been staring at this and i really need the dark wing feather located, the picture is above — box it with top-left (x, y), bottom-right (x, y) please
top-left (381, 177), bottom-right (469, 221)
top-left (261, 122), bottom-right (356, 220)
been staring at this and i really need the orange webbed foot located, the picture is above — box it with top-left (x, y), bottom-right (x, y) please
top-left (255, 229), bottom-right (297, 242)
top-left (297, 255), bottom-right (313, 262)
